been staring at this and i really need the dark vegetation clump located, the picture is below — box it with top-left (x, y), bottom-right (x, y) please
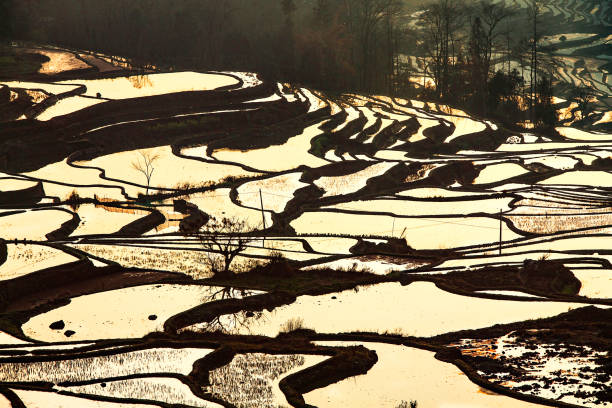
top-left (396, 401), bottom-right (418, 408)
top-left (352, 238), bottom-right (414, 255)
top-left (66, 189), bottom-right (81, 211)
top-left (251, 252), bottom-right (296, 278)
top-left (519, 258), bottom-right (581, 296)
top-left (351, 237), bottom-right (455, 260)
top-left (0, 50), bottom-right (49, 78)
top-left (590, 156), bottom-right (612, 170)
top-left (434, 258), bottom-right (582, 298)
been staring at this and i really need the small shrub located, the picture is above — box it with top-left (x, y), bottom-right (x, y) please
top-left (279, 317), bottom-right (305, 333)
top-left (66, 190), bottom-right (81, 211)
top-left (384, 327), bottom-right (406, 336)
top-left (268, 251), bottom-right (285, 260)
top-left (538, 253), bottom-right (550, 261)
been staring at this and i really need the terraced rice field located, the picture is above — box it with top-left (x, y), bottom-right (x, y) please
top-left (0, 41), bottom-right (611, 408)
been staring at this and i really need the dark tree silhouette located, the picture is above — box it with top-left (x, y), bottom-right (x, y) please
top-left (527, 0), bottom-right (543, 125)
top-left (570, 85), bottom-right (597, 122)
top-left (420, 0), bottom-right (465, 100)
top-left (131, 151), bottom-right (160, 196)
top-left (0, 0), bottom-right (10, 41)
top-left (198, 216), bottom-right (254, 278)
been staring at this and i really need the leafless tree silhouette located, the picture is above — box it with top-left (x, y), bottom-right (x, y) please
top-left (198, 216), bottom-right (254, 277)
top-left (131, 150), bottom-right (160, 195)
top-left (196, 286), bottom-right (264, 333)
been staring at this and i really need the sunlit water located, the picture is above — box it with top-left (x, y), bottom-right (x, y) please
top-left (305, 341), bottom-right (542, 408)
top-left (196, 282), bottom-right (583, 337)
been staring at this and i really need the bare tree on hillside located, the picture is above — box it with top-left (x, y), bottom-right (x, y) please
top-left (131, 150), bottom-right (160, 195)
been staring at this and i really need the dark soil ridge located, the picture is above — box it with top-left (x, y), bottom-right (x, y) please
top-left (0, 255), bottom-right (604, 406)
top-left (0, 386), bottom-right (26, 408)
top-left (0, 182), bottom-right (45, 207)
top-left (44, 208), bottom-right (81, 241)
top-left (113, 210), bottom-right (166, 236)
top-left (279, 345), bottom-right (378, 408)
top-left (24, 84), bottom-right (87, 120)
top-left (0, 258), bottom-right (192, 338)
top-left (426, 305), bottom-right (612, 347)
top-left (309, 331), bottom-right (590, 408)
top-left (164, 263), bottom-right (388, 334)
top-left (173, 199), bottom-right (210, 234)
top-left (163, 291), bottom-right (296, 334)
top-left (426, 259), bottom-right (583, 298)
top-left (0, 79), bottom-right (280, 173)
top-left (0, 330), bottom-right (377, 408)
top-left (428, 306), bottom-right (612, 406)
top-left (0, 316), bottom-right (601, 408)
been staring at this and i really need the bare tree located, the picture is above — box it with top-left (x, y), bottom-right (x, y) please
top-left (469, 1), bottom-right (513, 113)
top-left (345, 0), bottom-right (403, 91)
top-left (419, 0), bottom-right (465, 100)
top-left (527, 0), bottom-right (543, 125)
top-left (198, 216), bottom-right (254, 278)
top-left (477, 0), bottom-right (514, 79)
top-left (383, 0), bottom-right (404, 94)
top-left (131, 150), bottom-right (160, 195)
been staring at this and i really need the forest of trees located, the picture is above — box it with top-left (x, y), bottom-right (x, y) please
top-left (6, 0), bottom-right (412, 92)
top-left (415, 0), bottom-right (555, 127)
top-left (0, 0), bottom-right (9, 40)
top-left (4, 0), bottom-right (559, 128)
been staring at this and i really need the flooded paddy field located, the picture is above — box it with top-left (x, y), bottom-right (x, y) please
top-left (0, 41), bottom-right (611, 408)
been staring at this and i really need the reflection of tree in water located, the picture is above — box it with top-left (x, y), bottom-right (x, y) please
top-left (128, 74), bottom-right (153, 89)
top-left (197, 286), bottom-right (264, 333)
top-left (206, 353), bottom-right (305, 408)
top-left (200, 309), bottom-right (265, 334)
